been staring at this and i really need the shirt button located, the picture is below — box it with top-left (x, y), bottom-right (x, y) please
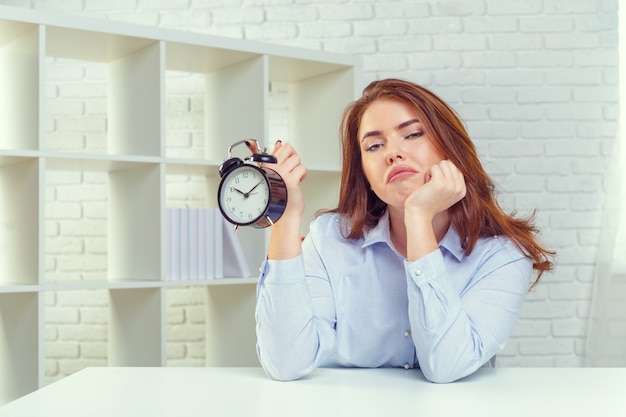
top-left (414, 270), bottom-right (422, 276)
top-left (404, 330), bottom-right (411, 337)
top-left (404, 363), bottom-right (410, 370)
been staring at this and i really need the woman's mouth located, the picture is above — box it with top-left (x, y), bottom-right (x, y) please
top-left (386, 166), bottom-right (417, 183)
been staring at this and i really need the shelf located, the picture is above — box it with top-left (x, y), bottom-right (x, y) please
top-left (47, 26), bottom-right (158, 63)
top-left (0, 292), bottom-right (41, 405)
top-left (0, 23), bottom-right (42, 151)
top-left (0, 278), bottom-right (257, 294)
top-left (0, 158), bottom-right (41, 286)
top-left (0, 5), bottom-right (358, 405)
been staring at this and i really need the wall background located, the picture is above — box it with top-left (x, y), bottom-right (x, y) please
top-left (0, 0), bottom-right (618, 383)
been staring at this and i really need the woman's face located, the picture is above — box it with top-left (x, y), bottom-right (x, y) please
top-left (359, 98), bottom-right (445, 209)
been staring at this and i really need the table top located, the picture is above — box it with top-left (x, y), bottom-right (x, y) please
top-left (2, 367), bottom-right (625, 417)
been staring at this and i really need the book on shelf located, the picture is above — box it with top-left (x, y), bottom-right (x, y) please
top-left (221, 218), bottom-right (251, 279)
top-left (212, 207), bottom-right (223, 279)
top-left (165, 207), bottom-right (251, 281)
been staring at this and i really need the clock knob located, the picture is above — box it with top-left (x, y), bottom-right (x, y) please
top-left (250, 153), bottom-right (277, 164)
top-left (219, 157), bottom-right (243, 178)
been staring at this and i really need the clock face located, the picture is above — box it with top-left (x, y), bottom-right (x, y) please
top-left (219, 165), bottom-right (270, 225)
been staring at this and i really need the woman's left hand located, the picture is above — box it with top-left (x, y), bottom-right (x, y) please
top-left (404, 160), bottom-right (466, 219)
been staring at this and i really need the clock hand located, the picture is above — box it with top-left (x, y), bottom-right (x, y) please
top-left (243, 181), bottom-right (263, 197)
top-left (232, 187), bottom-right (247, 196)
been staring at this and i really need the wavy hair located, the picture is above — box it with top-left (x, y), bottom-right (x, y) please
top-left (324, 78), bottom-right (554, 286)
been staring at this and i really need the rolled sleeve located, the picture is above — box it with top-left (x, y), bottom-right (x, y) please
top-left (404, 249), bottom-right (447, 287)
top-left (258, 255), bottom-right (306, 287)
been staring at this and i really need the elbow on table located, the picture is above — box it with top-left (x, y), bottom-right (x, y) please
top-left (420, 368), bottom-right (462, 384)
top-left (260, 362), bottom-right (311, 382)
top-left (257, 349), bottom-right (313, 381)
top-left (419, 362), bottom-right (478, 384)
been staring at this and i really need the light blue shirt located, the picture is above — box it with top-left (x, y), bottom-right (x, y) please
top-left (255, 211), bottom-right (533, 383)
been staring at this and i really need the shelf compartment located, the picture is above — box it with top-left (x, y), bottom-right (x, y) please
top-left (46, 26), bottom-right (157, 63)
top-left (0, 23), bottom-right (42, 151)
top-left (0, 292), bottom-right (41, 404)
top-left (0, 18), bottom-right (36, 46)
top-left (44, 56), bottom-right (109, 154)
top-left (164, 43), bottom-right (265, 161)
top-left (45, 165), bottom-right (109, 284)
top-left (205, 284), bottom-right (258, 366)
top-left (109, 163), bottom-right (163, 281)
top-left (0, 158), bottom-right (41, 286)
top-left (109, 287), bottom-right (165, 366)
top-left (44, 289), bottom-right (109, 385)
top-left (165, 70), bottom-right (207, 160)
top-left (269, 54), bottom-right (354, 84)
top-left (165, 168), bottom-right (264, 280)
top-left (45, 160), bottom-right (162, 284)
top-left (299, 170), bottom-right (341, 236)
top-left (109, 41), bottom-right (163, 157)
top-left (203, 55), bottom-right (268, 161)
top-left (165, 41), bottom-right (260, 74)
top-left (44, 35), bottom-right (163, 157)
top-left (280, 66), bottom-right (356, 171)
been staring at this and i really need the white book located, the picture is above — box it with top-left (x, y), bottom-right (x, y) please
top-left (167, 208), bottom-right (181, 281)
top-left (188, 208), bottom-right (199, 280)
top-left (179, 208), bottom-right (189, 281)
top-left (212, 207), bottom-right (223, 279)
top-left (221, 216), bottom-right (251, 278)
top-left (203, 208), bottom-right (215, 279)
top-left (198, 208), bottom-right (207, 280)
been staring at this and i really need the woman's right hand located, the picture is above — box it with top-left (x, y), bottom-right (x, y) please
top-left (268, 141), bottom-right (307, 218)
top-left (265, 141), bottom-right (307, 260)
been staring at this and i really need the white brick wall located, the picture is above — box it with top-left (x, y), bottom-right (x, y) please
top-left (2, 0), bottom-right (617, 381)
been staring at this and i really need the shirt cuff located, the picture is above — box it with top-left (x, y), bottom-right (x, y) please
top-left (404, 249), bottom-right (447, 287)
top-left (259, 254), bottom-right (306, 286)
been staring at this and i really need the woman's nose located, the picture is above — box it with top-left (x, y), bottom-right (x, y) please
top-left (386, 138), bottom-right (404, 165)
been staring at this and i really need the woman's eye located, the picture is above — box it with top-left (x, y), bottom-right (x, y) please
top-left (406, 131), bottom-right (424, 139)
top-left (365, 143), bottom-right (383, 152)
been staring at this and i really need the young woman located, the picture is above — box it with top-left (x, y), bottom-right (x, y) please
top-left (255, 78), bottom-right (555, 383)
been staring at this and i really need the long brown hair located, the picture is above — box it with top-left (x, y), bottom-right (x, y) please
top-left (326, 78), bottom-right (554, 286)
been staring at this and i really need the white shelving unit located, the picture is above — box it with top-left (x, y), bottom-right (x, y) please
top-left (0, 6), bottom-right (358, 405)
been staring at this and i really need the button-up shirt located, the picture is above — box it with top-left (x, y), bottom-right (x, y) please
top-left (255, 211), bottom-right (532, 383)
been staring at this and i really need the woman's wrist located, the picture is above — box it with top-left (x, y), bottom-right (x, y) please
top-left (267, 212), bottom-right (303, 260)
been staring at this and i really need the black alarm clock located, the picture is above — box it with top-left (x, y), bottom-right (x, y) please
top-left (217, 140), bottom-right (287, 230)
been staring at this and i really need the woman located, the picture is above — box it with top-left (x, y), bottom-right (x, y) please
top-left (255, 78), bottom-right (555, 383)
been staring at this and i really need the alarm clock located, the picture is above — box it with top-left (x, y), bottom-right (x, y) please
top-left (217, 140), bottom-right (287, 230)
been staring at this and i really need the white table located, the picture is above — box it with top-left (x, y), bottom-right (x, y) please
top-left (2, 367), bottom-right (625, 416)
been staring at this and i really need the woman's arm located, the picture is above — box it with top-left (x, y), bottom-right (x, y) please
top-left (265, 141), bottom-right (306, 261)
top-left (255, 142), bottom-right (336, 380)
top-left (402, 160), bottom-right (530, 383)
top-left (405, 247), bottom-right (532, 383)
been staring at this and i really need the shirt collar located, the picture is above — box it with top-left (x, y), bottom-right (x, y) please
top-left (361, 210), bottom-right (465, 262)
top-left (438, 225), bottom-right (465, 262)
top-left (361, 210), bottom-right (393, 249)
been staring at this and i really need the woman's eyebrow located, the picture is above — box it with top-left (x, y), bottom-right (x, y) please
top-left (398, 118), bottom-right (420, 130)
top-left (361, 119), bottom-right (420, 142)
